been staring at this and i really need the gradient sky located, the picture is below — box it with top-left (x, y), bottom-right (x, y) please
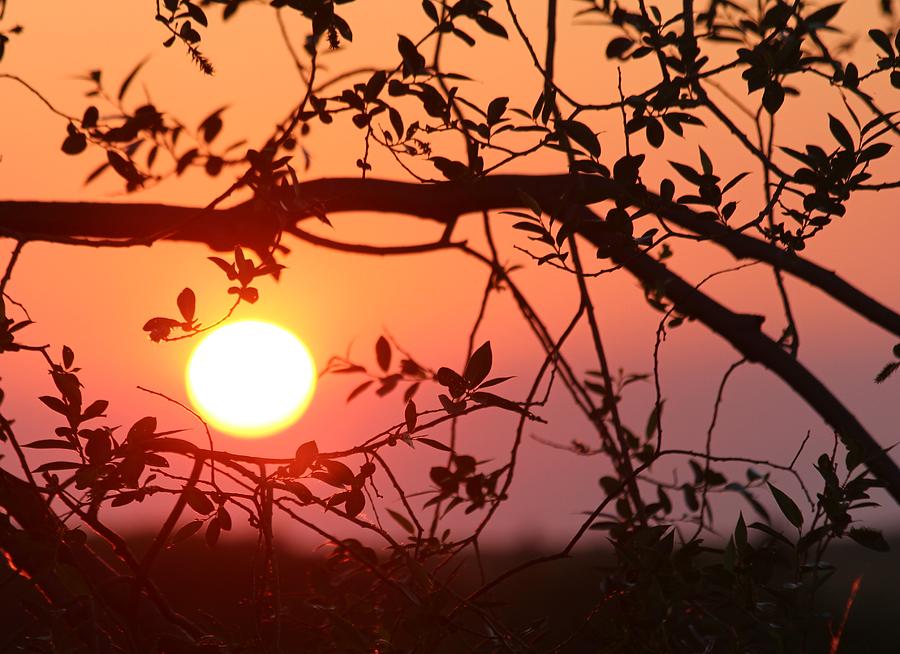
top-left (1, 0), bottom-right (898, 546)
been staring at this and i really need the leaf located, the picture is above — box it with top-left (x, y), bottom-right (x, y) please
top-left (397, 35), bottom-right (426, 76)
top-left (107, 151), bottom-right (142, 185)
top-left (208, 256), bottom-right (237, 280)
top-left (294, 440), bottom-right (318, 473)
top-left (185, 2), bottom-right (208, 27)
top-left (62, 345), bottom-right (75, 369)
top-left (23, 439), bottom-right (77, 451)
top-left (217, 506), bottom-right (232, 530)
top-left (645, 401), bottom-right (663, 440)
top-left (387, 509), bottom-right (415, 533)
top-left (477, 376), bottom-right (513, 389)
top-left (857, 142), bottom-right (891, 163)
top-left (474, 14), bottom-right (508, 38)
top-left (347, 380), bottom-right (374, 402)
top-left (762, 81), bottom-right (785, 115)
top-left (767, 482), bottom-right (803, 528)
top-left (320, 459), bottom-right (354, 486)
top-left (559, 120), bottom-right (601, 157)
top-left (118, 57), bottom-right (148, 101)
top-left (185, 487), bottom-right (215, 515)
top-left (848, 527), bottom-right (890, 552)
top-left (421, 0), bottom-right (439, 23)
top-left (286, 481), bottom-right (313, 503)
top-left (606, 36), bottom-right (633, 59)
top-left (828, 114), bottom-right (854, 151)
top-left (127, 416), bottom-right (158, 442)
top-left (470, 391), bottom-right (524, 414)
top-left (417, 437), bottom-right (452, 452)
top-left (375, 335), bottom-right (391, 371)
top-left (345, 489), bottom-right (366, 517)
top-left (806, 3), bottom-right (843, 27)
top-left (199, 109), bottom-right (224, 143)
top-left (439, 394), bottom-right (466, 416)
top-left (176, 288), bottom-right (195, 323)
top-left (39, 395), bottom-right (69, 416)
top-left (364, 70), bottom-right (387, 102)
top-left (172, 520), bottom-right (203, 545)
top-left (61, 130), bottom-right (87, 155)
top-left (463, 342), bottom-right (492, 388)
top-left (81, 399), bottom-right (109, 421)
top-left (486, 97), bottom-right (508, 125)
top-left (205, 517), bottom-right (221, 547)
top-left (33, 461), bottom-right (81, 473)
top-left (868, 29), bottom-right (894, 56)
top-left (875, 361), bottom-right (899, 383)
top-left (405, 400), bottom-right (417, 434)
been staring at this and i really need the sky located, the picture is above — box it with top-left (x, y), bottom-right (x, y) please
top-left (1, 0), bottom-right (898, 548)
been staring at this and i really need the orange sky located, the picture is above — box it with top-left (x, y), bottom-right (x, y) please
top-left (1, 1), bottom-right (898, 544)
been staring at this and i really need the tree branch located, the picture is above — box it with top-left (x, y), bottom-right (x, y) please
top-left (2, 175), bottom-right (897, 337)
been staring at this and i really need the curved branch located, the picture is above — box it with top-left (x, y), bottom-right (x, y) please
top-left (573, 211), bottom-right (900, 504)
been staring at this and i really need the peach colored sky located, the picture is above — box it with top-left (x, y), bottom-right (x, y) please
top-left (1, 1), bottom-right (898, 544)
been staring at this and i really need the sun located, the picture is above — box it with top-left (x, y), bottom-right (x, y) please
top-left (186, 320), bottom-right (317, 437)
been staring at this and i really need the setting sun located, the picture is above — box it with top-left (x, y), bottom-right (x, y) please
top-left (186, 321), bottom-right (316, 437)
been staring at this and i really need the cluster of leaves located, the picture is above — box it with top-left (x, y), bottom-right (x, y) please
top-left (776, 113), bottom-right (894, 249)
top-left (24, 348), bottom-right (190, 503)
top-left (60, 67), bottom-right (245, 190)
top-left (273, 439), bottom-right (376, 519)
top-left (327, 335), bottom-right (432, 403)
top-left (143, 247), bottom-right (282, 341)
top-left (667, 147), bottom-right (749, 223)
top-left (155, 0), bottom-right (215, 74)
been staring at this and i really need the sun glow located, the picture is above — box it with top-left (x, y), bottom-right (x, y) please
top-left (186, 321), bottom-right (316, 437)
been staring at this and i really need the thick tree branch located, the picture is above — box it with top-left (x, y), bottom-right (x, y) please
top-left (2, 175), bottom-right (897, 338)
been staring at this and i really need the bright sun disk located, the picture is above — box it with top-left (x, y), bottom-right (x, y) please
top-left (186, 320), bottom-right (316, 437)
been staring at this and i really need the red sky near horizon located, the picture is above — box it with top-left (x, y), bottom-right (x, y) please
top-left (1, 0), bottom-right (898, 545)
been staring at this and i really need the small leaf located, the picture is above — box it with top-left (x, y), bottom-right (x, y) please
top-left (405, 400), bottom-right (417, 434)
top-left (463, 342), bottom-right (492, 388)
top-left (81, 399), bottom-right (109, 421)
top-left (375, 335), bottom-right (391, 371)
top-left (320, 459), bottom-right (354, 486)
top-left (606, 36), bottom-right (633, 59)
top-left (23, 439), bottom-right (77, 450)
top-left (417, 437), bottom-right (452, 452)
top-left (118, 57), bottom-right (148, 101)
top-left (345, 489), bottom-right (366, 517)
top-left (62, 345), bottom-right (75, 369)
top-left (559, 120), bottom-right (601, 157)
top-left (185, 487), bottom-right (215, 515)
top-left (127, 416), bottom-right (158, 442)
top-left (205, 517), bottom-right (221, 547)
top-left (474, 15), bottom-right (508, 38)
top-left (848, 527), bottom-right (889, 552)
top-left (762, 81), bottom-right (785, 115)
top-left (39, 395), bottom-right (69, 416)
top-left (828, 114), bottom-right (854, 151)
top-left (177, 288), bottom-right (196, 323)
top-left (172, 520), bottom-right (203, 545)
top-left (294, 440), bottom-right (318, 473)
top-left (347, 380), bottom-right (374, 402)
top-left (768, 482), bottom-right (803, 528)
top-left (387, 509), bottom-right (414, 533)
